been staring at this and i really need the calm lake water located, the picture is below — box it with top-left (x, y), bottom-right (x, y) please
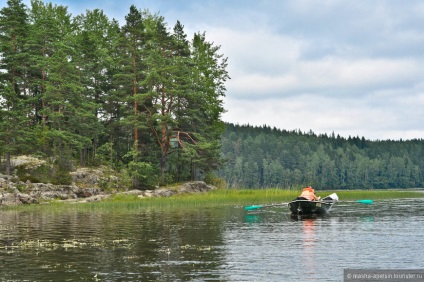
top-left (1, 198), bottom-right (424, 281)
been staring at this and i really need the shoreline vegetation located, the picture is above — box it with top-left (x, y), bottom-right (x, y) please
top-left (5, 188), bottom-right (424, 212)
top-left (2, 0), bottom-right (424, 196)
top-left (0, 1), bottom-right (229, 189)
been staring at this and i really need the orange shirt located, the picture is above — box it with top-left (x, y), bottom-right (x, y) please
top-left (300, 188), bottom-right (319, 201)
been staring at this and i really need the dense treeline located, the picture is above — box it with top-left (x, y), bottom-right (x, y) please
top-left (3, 1), bottom-right (422, 192)
top-left (0, 0), bottom-right (228, 187)
top-left (219, 124), bottom-right (424, 189)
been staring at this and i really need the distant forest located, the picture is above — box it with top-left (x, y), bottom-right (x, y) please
top-left (218, 124), bottom-right (424, 190)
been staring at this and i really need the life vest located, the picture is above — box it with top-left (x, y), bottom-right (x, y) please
top-left (300, 187), bottom-right (318, 201)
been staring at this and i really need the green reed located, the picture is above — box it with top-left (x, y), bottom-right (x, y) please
top-left (4, 188), bottom-right (424, 212)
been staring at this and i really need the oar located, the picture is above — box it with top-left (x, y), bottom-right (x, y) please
top-left (322, 199), bottom-right (373, 204)
top-left (245, 199), bottom-right (373, 211)
top-left (355, 199), bottom-right (373, 204)
top-left (244, 203), bottom-right (287, 211)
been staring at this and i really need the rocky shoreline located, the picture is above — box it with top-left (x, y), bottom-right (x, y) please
top-left (0, 181), bottom-right (216, 206)
top-left (0, 156), bottom-right (216, 207)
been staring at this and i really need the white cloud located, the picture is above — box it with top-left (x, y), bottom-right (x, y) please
top-left (205, 24), bottom-right (423, 99)
top-left (222, 89), bottom-right (424, 141)
top-left (295, 57), bottom-right (421, 92)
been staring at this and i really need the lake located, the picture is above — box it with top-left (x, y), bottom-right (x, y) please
top-left (1, 198), bottom-right (423, 281)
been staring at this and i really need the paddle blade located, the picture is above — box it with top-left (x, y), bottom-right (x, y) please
top-left (244, 205), bottom-right (264, 211)
top-left (356, 199), bottom-right (373, 204)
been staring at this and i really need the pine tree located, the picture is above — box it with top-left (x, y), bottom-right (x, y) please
top-left (0, 0), bottom-right (29, 94)
top-left (185, 32), bottom-right (229, 179)
top-left (0, 2), bottom-right (234, 189)
top-left (27, 0), bottom-right (62, 127)
top-left (73, 9), bottom-right (120, 165)
top-left (28, 1), bottom-right (93, 165)
top-left (0, 0), bottom-right (31, 184)
top-left (116, 5), bottom-right (146, 154)
top-left (141, 13), bottom-right (179, 183)
top-left (168, 20), bottom-right (192, 181)
top-left (0, 82), bottom-right (32, 186)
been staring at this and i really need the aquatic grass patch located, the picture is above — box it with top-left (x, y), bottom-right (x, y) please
top-left (4, 188), bottom-right (424, 212)
top-left (81, 188), bottom-right (302, 211)
top-left (136, 188), bottom-right (300, 207)
top-left (0, 237), bottom-right (133, 253)
top-left (8, 189), bottom-right (299, 212)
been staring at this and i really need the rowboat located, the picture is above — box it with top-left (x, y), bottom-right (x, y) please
top-left (288, 193), bottom-right (338, 215)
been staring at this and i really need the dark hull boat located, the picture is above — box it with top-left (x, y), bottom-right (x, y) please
top-left (288, 193), bottom-right (338, 215)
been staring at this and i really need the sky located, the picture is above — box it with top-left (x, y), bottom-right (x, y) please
top-left (12, 0), bottom-right (424, 140)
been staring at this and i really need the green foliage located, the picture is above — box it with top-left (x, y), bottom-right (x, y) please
top-left (95, 142), bottom-right (113, 165)
top-left (15, 159), bottom-right (72, 185)
top-left (0, 1), bottom-right (228, 187)
top-left (51, 161), bottom-right (72, 185)
top-left (128, 161), bottom-right (158, 189)
top-left (15, 163), bottom-right (51, 183)
top-left (204, 172), bottom-right (227, 189)
top-left (219, 124), bottom-right (424, 190)
top-left (6, 1), bottom-right (422, 192)
top-left (16, 183), bottom-right (26, 193)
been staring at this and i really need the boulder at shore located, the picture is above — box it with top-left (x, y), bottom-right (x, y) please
top-left (0, 156), bottom-right (216, 206)
top-left (0, 174), bottom-right (215, 207)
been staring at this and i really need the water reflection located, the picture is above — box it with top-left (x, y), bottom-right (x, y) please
top-left (0, 208), bottom-right (229, 281)
top-left (245, 214), bottom-right (262, 223)
top-left (1, 199), bottom-right (424, 281)
top-left (302, 218), bottom-right (317, 277)
top-left (360, 215), bottom-right (375, 222)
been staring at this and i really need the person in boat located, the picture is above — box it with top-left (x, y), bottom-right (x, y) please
top-left (298, 186), bottom-right (320, 201)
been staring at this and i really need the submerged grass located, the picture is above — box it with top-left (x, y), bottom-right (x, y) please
top-left (4, 188), bottom-right (424, 212)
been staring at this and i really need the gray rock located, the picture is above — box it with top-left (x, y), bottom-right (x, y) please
top-left (0, 171), bottom-right (215, 206)
top-left (27, 183), bottom-right (80, 200)
top-left (177, 181), bottom-right (216, 193)
top-left (17, 193), bottom-right (38, 204)
top-left (85, 194), bottom-right (111, 202)
top-left (0, 193), bottom-right (22, 206)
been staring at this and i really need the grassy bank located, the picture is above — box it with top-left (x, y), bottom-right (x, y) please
top-left (6, 188), bottom-right (424, 212)
top-left (148, 188), bottom-right (424, 207)
top-left (102, 188), bottom-right (424, 207)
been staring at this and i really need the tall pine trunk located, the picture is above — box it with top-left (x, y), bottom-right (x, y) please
top-left (133, 49), bottom-right (138, 150)
top-left (160, 85), bottom-right (169, 184)
top-left (161, 149), bottom-right (166, 184)
top-left (160, 121), bottom-right (168, 183)
top-left (6, 152), bottom-right (11, 188)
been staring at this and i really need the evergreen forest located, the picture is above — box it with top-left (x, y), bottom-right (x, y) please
top-left (219, 124), bottom-right (424, 190)
top-left (0, 0), bottom-right (229, 187)
top-left (1, 1), bottom-right (423, 191)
